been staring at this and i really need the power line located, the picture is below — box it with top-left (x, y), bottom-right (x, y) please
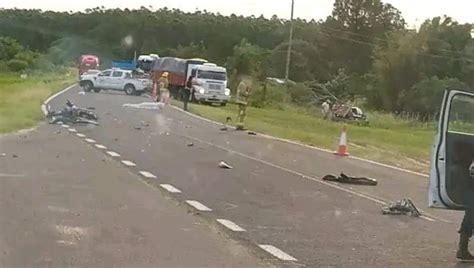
top-left (316, 23), bottom-right (470, 58)
top-left (318, 30), bottom-right (474, 64)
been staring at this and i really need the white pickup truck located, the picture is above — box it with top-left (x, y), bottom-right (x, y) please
top-left (79, 68), bottom-right (151, 95)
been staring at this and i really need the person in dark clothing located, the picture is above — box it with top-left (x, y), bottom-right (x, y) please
top-left (183, 76), bottom-right (193, 111)
top-left (457, 158), bottom-right (474, 261)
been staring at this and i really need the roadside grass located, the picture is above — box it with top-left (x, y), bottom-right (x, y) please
top-left (0, 72), bottom-right (75, 133)
top-left (184, 102), bottom-right (435, 173)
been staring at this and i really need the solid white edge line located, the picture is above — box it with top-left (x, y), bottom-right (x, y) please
top-left (216, 219), bottom-right (246, 232)
top-left (41, 84), bottom-right (78, 115)
top-left (85, 138), bottom-right (96, 143)
top-left (76, 133), bottom-right (86, 138)
top-left (94, 144), bottom-right (107, 149)
top-left (186, 200), bottom-right (212, 211)
top-left (139, 171), bottom-right (157, 179)
top-left (170, 104), bottom-right (429, 178)
top-left (258, 245), bottom-right (297, 261)
top-left (180, 134), bottom-right (443, 223)
top-left (106, 151), bottom-right (121, 157)
top-left (160, 184), bottom-right (182, 193)
top-left (121, 160), bottom-right (136, 167)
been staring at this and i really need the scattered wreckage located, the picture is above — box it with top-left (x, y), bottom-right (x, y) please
top-left (123, 102), bottom-right (164, 110)
top-left (47, 100), bottom-right (98, 125)
top-left (323, 174), bottom-right (421, 217)
top-left (322, 173), bottom-right (377, 186)
top-left (331, 104), bottom-right (369, 125)
top-left (382, 198), bottom-right (421, 217)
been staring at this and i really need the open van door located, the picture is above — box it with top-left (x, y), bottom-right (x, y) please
top-left (429, 90), bottom-right (474, 209)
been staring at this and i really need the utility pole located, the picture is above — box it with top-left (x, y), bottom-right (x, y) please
top-left (284, 0), bottom-right (295, 83)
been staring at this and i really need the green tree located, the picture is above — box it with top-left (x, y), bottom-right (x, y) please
top-left (228, 39), bottom-right (268, 78)
top-left (403, 77), bottom-right (469, 118)
top-left (0, 37), bottom-right (23, 61)
top-left (417, 16), bottom-right (473, 80)
top-left (268, 39), bottom-right (330, 82)
top-left (322, 0), bottom-right (405, 75)
top-left (369, 31), bottom-right (424, 111)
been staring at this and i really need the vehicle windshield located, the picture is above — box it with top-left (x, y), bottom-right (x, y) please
top-left (2, 1), bottom-right (473, 267)
top-left (197, 71), bottom-right (226, 81)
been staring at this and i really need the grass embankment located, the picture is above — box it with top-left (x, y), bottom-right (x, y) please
top-left (0, 72), bottom-right (75, 133)
top-left (185, 102), bottom-right (435, 173)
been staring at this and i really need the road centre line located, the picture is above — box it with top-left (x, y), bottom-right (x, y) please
top-left (94, 144), bottom-right (107, 149)
top-left (106, 151), bottom-right (120, 157)
top-left (85, 138), bottom-right (96, 143)
top-left (177, 133), bottom-right (444, 223)
top-left (259, 245), bottom-right (297, 261)
top-left (121, 160), bottom-right (136, 167)
top-left (216, 219), bottom-right (246, 232)
top-left (68, 128), bottom-right (77, 133)
top-left (61, 124), bottom-right (69, 128)
top-left (76, 133), bottom-right (86, 138)
top-left (160, 184), bottom-right (182, 193)
top-left (139, 171), bottom-right (157, 179)
top-left (186, 200), bottom-right (212, 211)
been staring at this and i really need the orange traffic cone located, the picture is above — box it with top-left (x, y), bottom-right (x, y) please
top-left (334, 126), bottom-right (349, 156)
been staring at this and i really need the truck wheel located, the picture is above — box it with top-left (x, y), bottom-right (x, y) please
top-left (83, 82), bottom-right (93, 92)
top-left (124, 84), bottom-right (136, 95)
top-left (93, 87), bottom-right (101, 93)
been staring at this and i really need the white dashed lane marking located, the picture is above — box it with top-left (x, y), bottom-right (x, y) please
top-left (139, 171), bottom-right (157, 179)
top-left (186, 200), bottom-right (212, 211)
top-left (259, 245), bottom-right (297, 261)
top-left (76, 133), bottom-right (86, 138)
top-left (95, 144), bottom-right (107, 149)
top-left (61, 124), bottom-right (69, 128)
top-left (216, 219), bottom-right (246, 232)
top-left (68, 128), bottom-right (77, 133)
top-left (121, 160), bottom-right (136, 167)
top-left (85, 138), bottom-right (96, 143)
top-left (160, 184), bottom-right (182, 193)
top-left (106, 151), bottom-right (120, 157)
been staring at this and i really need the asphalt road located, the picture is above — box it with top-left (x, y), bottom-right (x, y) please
top-left (0, 124), bottom-right (270, 267)
top-left (2, 84), bottom-right (471, 267)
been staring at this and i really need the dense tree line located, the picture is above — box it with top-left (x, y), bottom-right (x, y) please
top-left (1, 0), bottom-right (473, 117)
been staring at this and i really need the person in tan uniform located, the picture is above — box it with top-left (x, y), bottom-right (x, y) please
top-left (235, 78), bottom-right (252, 130)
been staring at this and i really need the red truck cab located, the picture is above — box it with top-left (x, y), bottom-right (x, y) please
top-left (79, 55), bottom-right (100, 78)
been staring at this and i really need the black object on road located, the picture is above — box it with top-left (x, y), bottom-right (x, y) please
top-left (382, 198), bottom-right (421, 217)
top-left (47, 100), bottom-right (98, 125)
top-left (322, 173), bottom-right (377, 186)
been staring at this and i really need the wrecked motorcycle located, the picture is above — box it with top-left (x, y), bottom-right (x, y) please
top-left (382, 198), bottom-right (421, 217)
top-left (47, 100), bottom-right (98, 125)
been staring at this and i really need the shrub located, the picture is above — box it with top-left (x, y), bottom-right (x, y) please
top-left (7, 59), bottom-right (28, 72)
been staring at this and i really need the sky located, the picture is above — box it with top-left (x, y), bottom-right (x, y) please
top-left (1, 0), bottom-right (474, 27)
